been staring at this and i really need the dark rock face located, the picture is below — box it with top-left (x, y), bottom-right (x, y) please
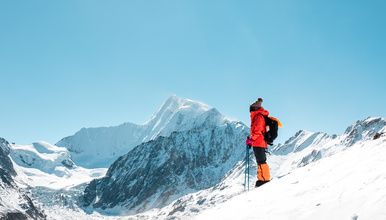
top-left (1, 212), bottom-right (28, 220)
top-left (0, 137), bottom-right (46, 220)
top-left (82, 122), bottom-right (248, 213)
top-left (0, 138), bottom-right (16, 178)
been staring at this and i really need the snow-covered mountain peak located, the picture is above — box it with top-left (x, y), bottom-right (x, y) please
top-left (55, 95), bottom-right (235, 168)
top-left (146, 95), bottom-right (227, 139)
top-left (151, 95), bottom-right (211, 120)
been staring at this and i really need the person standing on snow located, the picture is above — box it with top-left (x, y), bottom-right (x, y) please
top-left (246, 98), bottom-right (271, 187)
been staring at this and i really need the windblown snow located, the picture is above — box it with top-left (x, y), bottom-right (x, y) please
top-left (1, 96), bottom-right (385, 220)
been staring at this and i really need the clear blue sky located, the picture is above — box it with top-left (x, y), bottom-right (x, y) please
top-left (1, 0), bottom-right (385, 145)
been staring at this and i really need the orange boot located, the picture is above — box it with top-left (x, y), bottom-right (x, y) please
top-left (256, 163), bottom-right (270, 187)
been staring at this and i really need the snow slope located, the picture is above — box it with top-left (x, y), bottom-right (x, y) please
top-left (56, 95), bottom-right (232, 168)
top-left (196, 133), bottom-right (386, 220)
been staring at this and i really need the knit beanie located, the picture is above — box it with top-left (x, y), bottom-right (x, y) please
top-left (250, 98), bottom-right (263, 112)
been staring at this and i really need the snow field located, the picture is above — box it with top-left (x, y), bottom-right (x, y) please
top-left (14, 164), bottom-right (107, 190)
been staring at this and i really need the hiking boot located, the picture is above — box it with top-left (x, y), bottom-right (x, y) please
top-left (255, 180), bottom-right (269, 188)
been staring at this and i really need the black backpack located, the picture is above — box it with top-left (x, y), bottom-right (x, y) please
top-left (263, 115), bottom-right (279, 146)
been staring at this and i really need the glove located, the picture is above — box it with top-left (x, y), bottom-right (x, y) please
top-left (245, 138), bottom-right (253, 146)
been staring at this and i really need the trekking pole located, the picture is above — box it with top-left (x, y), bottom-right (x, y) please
top-left (247, 144), bottom-right (250, 191)
top-left (248, 146), bottom-right (250, 191)
top-left (244, 144), bottom-right (247, 191)
top-left (244, 144), bottom-right (250, 191)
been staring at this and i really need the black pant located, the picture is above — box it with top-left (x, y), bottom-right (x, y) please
top-left (253, 147), bottom-right (267, 165)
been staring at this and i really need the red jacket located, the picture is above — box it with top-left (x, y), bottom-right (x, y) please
top-left (250, 107), bottom-right (269, 148)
